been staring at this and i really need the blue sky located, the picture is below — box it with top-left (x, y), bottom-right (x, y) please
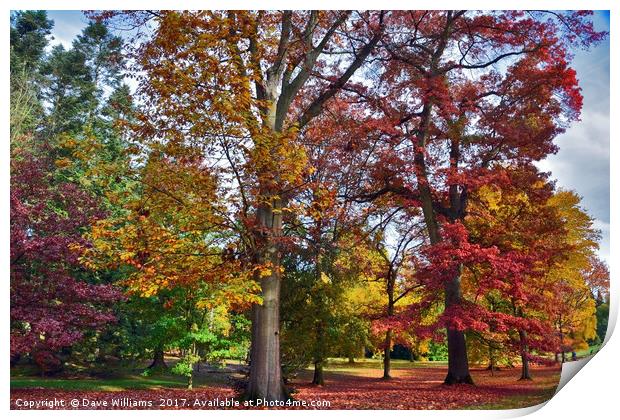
top-left (537, 11), bottom-right (610, 262)
top-left (43, 10), bottom-right (611, 262)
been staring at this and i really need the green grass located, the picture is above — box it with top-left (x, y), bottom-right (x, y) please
top-left (10, 358), bottom-right (436, 391)
top-left (11, 375), bottom-right (183, 391)
top-left (465, 389), bottom-right (556, 410)
top-left (576, 343), bottom-right (602, 358)
top-left (10, 370), bottom-right (230, 391)
top-left (323, 358), bottom-right (445, 373)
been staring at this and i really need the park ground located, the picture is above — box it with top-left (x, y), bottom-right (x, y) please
top-left (10, 358), bottom-right (562, 410)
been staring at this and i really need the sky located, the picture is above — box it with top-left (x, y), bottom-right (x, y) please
top-left (43, 10), bottom-right (611, 262)
top-left (537, 11), bottom-right (611, 262)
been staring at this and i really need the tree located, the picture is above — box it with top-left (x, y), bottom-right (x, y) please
top-left (79, 137), bottom-right (260, 385)
top-left (10, 10), bottom-right (50, 141)
top-left (10, 10), bottom-right (53, 72)
top-left (545, 191), bottom-right (601, 362)
top-left (465, 180), bottom-right (602, 377)
top-left (351, 10), bottom-right (604, 384)
top-left (83, 10), bottom-right (606, 394)
top-left (96, 10), bottom-right (387, 401)
top-left (365, 211), bottom-right (425, 379)
top-left (10, 123), bottom-right (121, 373)
top-left (464, 166), bottom-right (566, 379)
top-left (279, 107), bottom-right (390, 385)
top-left (588, 256), bottom-right (610, 344)
top-left (40, 22), bottom-right (123, 138)
top-left (10, 12), bottom-right (122, 373)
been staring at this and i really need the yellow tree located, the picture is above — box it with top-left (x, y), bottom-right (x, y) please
top-left (545, 191), bottom-right (600, 362)
top-left (78, 144), bottom-right (260, 378)
top-left (94, 10), bottom-right (386, 401)
top-left (462, 167), bottom-right (598, 379)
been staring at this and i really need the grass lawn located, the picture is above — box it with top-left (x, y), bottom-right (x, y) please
top-left (576, 343), bottom-right (602, 358)
top-left (10, 363), bottom-right (231, 392)
top-left (11, 357), bottom-right (562, 410)
top-left (11, 375), bottom-right (193, 392)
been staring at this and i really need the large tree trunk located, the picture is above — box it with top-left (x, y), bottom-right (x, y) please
top-left (444, 329), bottom-right (472, 384)
top-left (519, 330), bottom-right (532, 380)
top-left (415, 119), bottom-right (472, 385)
top-left (245, 197), bottom-right (288, 402)
top-left (383, 328), bottom-right (393, 379)
top-left (444, 269), bottom-right (473, 385)
top-left (149, 347), bottom-right (167, 370)
top-left (420, 220), bottom-right (472, 385)
top-left (242, 10), bottom-right (384, 402)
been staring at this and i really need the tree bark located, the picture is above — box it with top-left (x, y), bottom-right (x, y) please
top-left (559, 326), bottom-right (566, 363)
top-left (418, 202), bottom-right (472, 384)
top-left (149, 347), bottom-right (167, 370)
top-left (245, 197), bottom-right (289, 402)
top-left (444, 269), bottom-right (473, 385)
top-left (312, 361), bottom-right (325, 386)
top-left (244, 12), bottom-right (383, 402)
top-left (519, 330), bottom-right (532, 380)
top-left (487, 346), bottom-right (497, 376)
top-left (414, 104), bottom-right (472, 385)
top-left (312, 318), bottom-right (326, 386)
top-left (383, 328), bottom-right (393, 379)
top-left (383, 273), bottom-right (395, 380)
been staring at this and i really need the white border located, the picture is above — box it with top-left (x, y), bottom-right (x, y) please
top-left (3, 2), bottom-right (617, 419)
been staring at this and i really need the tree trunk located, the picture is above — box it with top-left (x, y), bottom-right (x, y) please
top-left (383, 328), bottom-right (393, 379)
top-left (519, 330), bottom-right (532, 380)
top-left (245, 197), bottom-right (288, 402)
top-left (348, 356), bottom-right (355, 364)
top-left (416, 153), bottom-right (472, 385)
top-left (383, 271), bottom-right (395, 380)
top-left (559, 326), bottom-right (566, 363)
top-left (311, 244), bottom-right (326, 387)
top-left (312, 320), bottom-right (326, 386)
top-left (10, 354), bottom-right (20, 368)
top-left (149, 347), bottom-right (167, 370)
top-left (312, 361), bottom-right (325, 386)
top-left (487, 346), bottom-right (496, 376)
top-left (443, 269), bottom-right (473, 385)
top-left (445, 330), bottom-right (472, 384)
top-left (188, 374), bottom-right (193, 390)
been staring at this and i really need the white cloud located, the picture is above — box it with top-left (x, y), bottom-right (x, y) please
top-left (45, 11), bottom-right (88, 51)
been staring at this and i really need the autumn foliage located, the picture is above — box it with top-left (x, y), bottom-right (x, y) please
top-left (10, 9), bottom-right (609, 408)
